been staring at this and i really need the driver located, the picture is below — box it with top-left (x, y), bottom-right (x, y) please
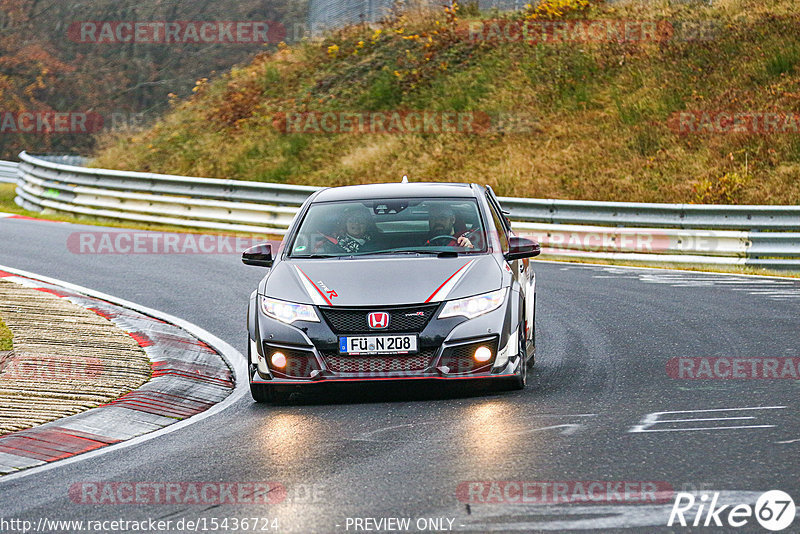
top-left (425, 205), bottom-right (477, 249)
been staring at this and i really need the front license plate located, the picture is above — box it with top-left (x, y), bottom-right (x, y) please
top-left (339, 335), bottom-right (418, 355)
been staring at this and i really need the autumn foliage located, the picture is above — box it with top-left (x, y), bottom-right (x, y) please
top-left (0, 0), bottom-right (305, 159)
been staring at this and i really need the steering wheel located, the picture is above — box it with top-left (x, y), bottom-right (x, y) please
top-left (461, 228), bottom-right (479, 240)
top-left (428, 235), bottom-right (457, 246)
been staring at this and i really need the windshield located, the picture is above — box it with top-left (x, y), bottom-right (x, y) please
top-left (289, 198), bottom-right (488, 258)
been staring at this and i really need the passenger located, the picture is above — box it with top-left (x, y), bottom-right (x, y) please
top-left (336, 206), bottom-right (375, 253)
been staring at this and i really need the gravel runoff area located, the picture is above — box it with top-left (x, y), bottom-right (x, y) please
top-left (0, 279), bottom-right (151, 435)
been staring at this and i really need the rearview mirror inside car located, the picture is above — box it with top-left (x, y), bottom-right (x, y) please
top-left (505, 236), bottom-right (541, 261)
top-left (242, 244), bottom-right (273, 267)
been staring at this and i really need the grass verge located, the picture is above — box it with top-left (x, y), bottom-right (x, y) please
top-left (0, 315), bottom-right (12, 351)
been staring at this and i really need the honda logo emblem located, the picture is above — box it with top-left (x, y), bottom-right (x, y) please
top-left (368, 312), bottom-right (389, 329)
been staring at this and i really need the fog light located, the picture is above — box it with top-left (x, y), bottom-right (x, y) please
top-left (271, 352), bottom-right (287, 368)
top-left (474, 346), bottom-right (492, 363)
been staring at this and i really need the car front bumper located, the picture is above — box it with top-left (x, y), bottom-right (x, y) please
top-left (250, 295), bottom-right (522, 384)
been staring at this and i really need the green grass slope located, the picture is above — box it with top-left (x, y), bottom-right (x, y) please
top-left (0, 314), bottom-right (12, 352)
top-left (92, 0), bottom-right (800, 204)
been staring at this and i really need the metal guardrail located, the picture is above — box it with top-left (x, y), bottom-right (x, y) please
top-left (308, 0), bottom-right (527, 33)
top-left (0, 160), bottom-right (18, 183)
top-left (498, 197), bottom-right (800, 231)
top-left (14, 152), bottom-right (800, 271)
top-left (16, 152), bottom-right (318, 235)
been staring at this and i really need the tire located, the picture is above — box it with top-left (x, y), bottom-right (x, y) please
top-left (527, 295), bottom-right (536, 369)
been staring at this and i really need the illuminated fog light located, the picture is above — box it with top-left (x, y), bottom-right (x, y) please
top-left (474, 346), bottom-right (492, 363)
top-left (271, 352), bottom-right (287, 368)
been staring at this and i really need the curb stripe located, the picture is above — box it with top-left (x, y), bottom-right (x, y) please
top-left (0, 264), bottom-right (247, 484)
top-left (128, 332), bottom-right (153, 347)
top-left (0, 265), bottom-right (244, 479)
top-left (33, 287), bottom-right (69, 298)
top-left (0, 212), bottom-right (64, 223)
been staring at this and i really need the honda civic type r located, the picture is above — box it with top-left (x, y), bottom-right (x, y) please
top-left (243, 182), bottom-right (540, 402)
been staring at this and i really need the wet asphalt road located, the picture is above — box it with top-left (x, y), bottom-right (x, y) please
top-left (1, 216), bottom-right (799, 533)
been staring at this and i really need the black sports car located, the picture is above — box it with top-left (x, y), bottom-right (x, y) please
top-left (243, 182), bottom-right (540, 402)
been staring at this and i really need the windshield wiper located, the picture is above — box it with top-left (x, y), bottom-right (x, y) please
top-left (353, 249), bottom-right (464, 257)
top-left (290, 254), bottom-right (341, 259)
top-left (353, 249), bottom-right (438, 256)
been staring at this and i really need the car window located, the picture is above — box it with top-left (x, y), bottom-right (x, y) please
top-left (288, 198), bottom-right (488, 257)
top-left (486, 195), bottom-right (509, 252)
top-left (486, 187), bottom-right (512, 234)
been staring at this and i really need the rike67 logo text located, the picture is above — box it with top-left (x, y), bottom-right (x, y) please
top-left (668, 490), bottom-right (795, 531)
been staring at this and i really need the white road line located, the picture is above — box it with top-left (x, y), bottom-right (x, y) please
top-left (549, 260), bottom-right (800, 282)
top-left (715, 280), bottom-right (794, 285)
top-left (629, 406), bottom-right (786, 433)
top-left (657, 417), bottom-right (755, 423)
top-left (649, 406), bottom-right (787, 414)
top-left (744, 290), bottom-right (800, 294)
top-left (633, 425), bottom-right (775, 432)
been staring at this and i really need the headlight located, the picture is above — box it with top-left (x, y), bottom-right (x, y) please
top-left (438, 288), bottom-right (507, 320)
top-left (260, 296), bottom-right (319, 324)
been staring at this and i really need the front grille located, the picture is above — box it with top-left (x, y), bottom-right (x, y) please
top-left (438, 338), bottom-right (498, 374)
top-left (319, 304), bottom-right (440, 334)
top-left (263, 344), bottom-right (321, 378)
top-left (322, 349), bottom-right (436, 374)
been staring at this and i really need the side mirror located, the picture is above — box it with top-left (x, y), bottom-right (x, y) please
top-left (242, 244), bottom-right (273, 267)
top-left (505, 236), bottom-right (541, 261)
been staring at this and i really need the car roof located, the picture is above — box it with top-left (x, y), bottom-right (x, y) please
top-left (312, 182), bottom-right (482, 202)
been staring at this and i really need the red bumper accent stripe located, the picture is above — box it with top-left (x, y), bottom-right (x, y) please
top-left (254, 374), bottom-right (516, 384)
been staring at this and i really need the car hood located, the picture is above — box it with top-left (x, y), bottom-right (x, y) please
top-left (264, 255), bottom-right (503, 306)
